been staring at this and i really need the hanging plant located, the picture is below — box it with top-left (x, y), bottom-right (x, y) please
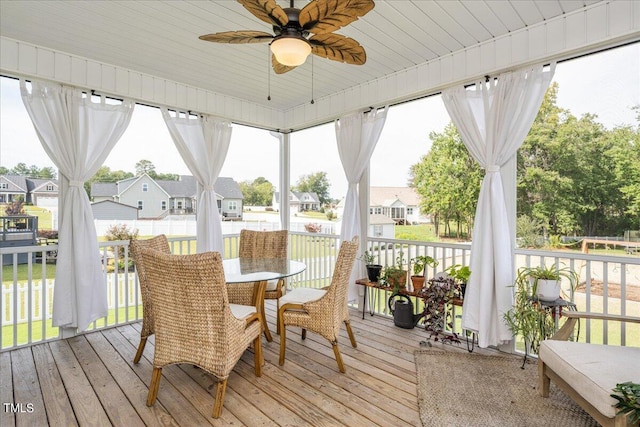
top-left (418, 276), bottom-right (461, 343)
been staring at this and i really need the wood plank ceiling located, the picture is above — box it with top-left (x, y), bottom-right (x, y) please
top-left (0, 0), bottom-right (603, 112)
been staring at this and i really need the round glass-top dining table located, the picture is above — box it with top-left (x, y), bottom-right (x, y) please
top-left (223, 258), bottom-right (306, 342)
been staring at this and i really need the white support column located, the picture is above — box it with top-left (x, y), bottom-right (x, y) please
top-left (500, 153), bottom-right (518, 353)
top-left (278, 131), bottom-right (290, 232)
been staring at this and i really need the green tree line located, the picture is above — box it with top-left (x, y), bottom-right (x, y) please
top-left (411, 82), bottom-right (640, 239)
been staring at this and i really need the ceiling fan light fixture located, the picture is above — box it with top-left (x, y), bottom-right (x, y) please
top-left (270, 35), bottom-right (311, 67)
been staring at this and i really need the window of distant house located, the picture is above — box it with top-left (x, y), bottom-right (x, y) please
top-left (137, 200), bottom-right (143, 209)
top-left (161, 200), bottom-right (167, 210)
top-left (46, 184), bottom-right (54, 191)
top-left (407, 207), bottom-right (414, 215)
top-left (177, 201), bottom-right (183, 209)
top-left (375, 207), bottom-right (382, 215)
top-left (0, 183), bottom-right (7, 189)
top-left (374, 225), bottom-right (383, 237)
top-left (229, 201), bottom-right (237, 211)
top-left (142, 183), bottom-right (148, 192)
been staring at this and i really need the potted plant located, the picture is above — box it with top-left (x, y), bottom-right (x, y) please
top-left (380, 251), bottom-right (408, 292)
top-left (503, 264), bottom-right (577, 357)
top-left (445, 264), bottom-right (471, 299)
top-left (410, 255), bottom-right (438, 293)
top-left (611, 382), bottom-right (640, 425)
top-left (360, 250), bottom-right (383, 283)
top-left (526, 264), bottom-right (579, 301)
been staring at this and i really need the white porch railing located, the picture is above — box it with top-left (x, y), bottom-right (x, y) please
top-left (2, 234), bottom-right (638, 352)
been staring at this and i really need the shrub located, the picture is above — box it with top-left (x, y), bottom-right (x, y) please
top-left (304, 223), bottom-right (322, 233)
top-left (105, 224), bottom-right (139, 259)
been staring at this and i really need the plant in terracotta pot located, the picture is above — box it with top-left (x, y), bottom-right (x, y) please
top-left (360, 250), bottom-right (383, 283)
top-left (380, 251), bottom-right (408, 293)
top-left (410, 255), bottom-right (438, 293)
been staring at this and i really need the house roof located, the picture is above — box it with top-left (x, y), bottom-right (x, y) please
top-left (91, 200), bottom-right (140, 210)
top-left (91, 182), bottom-right (118, 198)
top-left (370, 187), bottom-right (420, 207)
top-left (0, 175), bottom-right (28, 192)
top-left (91, 175), bottom-right (243, 200)
top-left (370, 214), bottom-right (396, 225)
top-left (27, 178), bottom-right (58, 192)
top-left (292, 191), bottom-right (320, 204)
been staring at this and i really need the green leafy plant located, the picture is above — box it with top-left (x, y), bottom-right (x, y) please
top-left (411, 255), bottom-right (438, 276)
top-left (419, 276), bottom-right (461, 343)
top-left (611, 381), bottom-right (640, 425)
top-left (360, 250), bottom-right (376, 265)
top-left (611, 382), bottom-right (640, 425)
top-left (527, 264), bottom-right (579, 298)
top-left (503, 267), bottom-right (558, 355)
top-left (380, 251), bottom-right (407, 292)
top-left (445, 264), bottom-right (471, 298)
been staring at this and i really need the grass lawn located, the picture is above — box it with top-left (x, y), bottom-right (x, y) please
top-left (23, 205), bottom-right (53, 231)
top-left (395, 224), bottom-right (438, 242)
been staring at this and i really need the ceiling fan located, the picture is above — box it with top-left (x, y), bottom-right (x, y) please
top-left (199, 0), bottom-right (375, 74)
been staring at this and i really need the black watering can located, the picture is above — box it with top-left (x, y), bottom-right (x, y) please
top-left (388, 294), bottom-right (424, 329)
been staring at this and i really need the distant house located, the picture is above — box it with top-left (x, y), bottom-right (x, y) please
top-left (369, 214), bottom-right (396, 239)
top-left (91, 174), bottom-right (243, 220)
top-left (368, 187), bottom-right (427, 225)
top-left (91, 200), bottom-right (139, 220)
top-left (0, 175), bottom-right (58, 208)
top-left (272, 191), bottom-right (321, 213)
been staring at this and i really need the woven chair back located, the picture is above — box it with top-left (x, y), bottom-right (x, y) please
top-left (129, 235), bottom-right (171, 339)
top-left (239, 229), bottom-right (288, 259)
top-left (137, 248), bottom-right (252, 375)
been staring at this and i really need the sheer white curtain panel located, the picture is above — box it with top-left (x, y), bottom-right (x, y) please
top-left (336, 107), bottom-right (388, 301)
top-left (161, 109), bottom-right (232, 253)
top-left (441, 63), bottom-right (555, 348)
top-left (20, 79), bottom-right (134, 332)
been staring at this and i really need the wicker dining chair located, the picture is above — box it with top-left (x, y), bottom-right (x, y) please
top-left (129, 234), bottom-right (171, 364)
top-left (228, 229), bottom-right (288, 339)
top-left (278, 236), bottom-right (359, 373)
top-left (137, 247), bottom-right (263, 419)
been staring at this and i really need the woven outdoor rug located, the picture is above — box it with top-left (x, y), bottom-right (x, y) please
top-left (415, 347), bottom-right (599, 427)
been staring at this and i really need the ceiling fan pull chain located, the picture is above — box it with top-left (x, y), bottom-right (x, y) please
top-left (310, 55), bottom-right (315, 105)
top-left (267, 47), bottom-right (271, 101)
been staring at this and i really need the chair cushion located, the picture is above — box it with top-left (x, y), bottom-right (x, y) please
top-left (539, 340), bottom-right (640, 418)
top-left (266, 279), bottom-right (280, 292)
top-left (229, 303), bottom-right (257, 320)
top-left (280, 288), bottom-right (326, 305)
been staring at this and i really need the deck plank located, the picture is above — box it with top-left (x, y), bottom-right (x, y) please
top-left (83, 330), bottom-right (181, 427)
top-left (31, 344), bottom-right (78, 427)
top-left (48, 339), bottom-right (112, 426)
top-left (10, 347), bottom-right (49, 427)
top-left (4, 306), bottom-right (471, 426)
top-left (1, 350), bottom-right (16, 427)
top-left (67, 335), bottom-right (145, 427)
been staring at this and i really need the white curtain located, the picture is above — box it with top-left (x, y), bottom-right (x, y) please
top-left (336, 107), bottom-right (388, 301)
top-left (162, 109), bottom-right (232, 254)
top-left (20, 79), bottom-right (134, 332)
top-left (441, 63), bottom-right (555, 348)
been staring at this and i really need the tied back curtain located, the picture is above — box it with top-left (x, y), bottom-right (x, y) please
top-left (161, 109), bottom-right (231, 254)
top-left (20, 79), bottom-right (134, 331)
top-left (336, 107), bottom-right (388, 301)
top-left (442, 63), bottom-right (555, 348)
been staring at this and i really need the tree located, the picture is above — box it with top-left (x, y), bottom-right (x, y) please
top-left (86, 166), bottom-right (134, 197)
top-left (239, 177), bottom-right (275, 206)
top-left (293, 171), bottom-right (331, 206)
top-left (135, 159), bottom-right (156, 177)
top-left (410, 123), bottom-right (482, 237)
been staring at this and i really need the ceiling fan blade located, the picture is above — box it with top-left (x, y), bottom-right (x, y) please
top-left (310, 33), bottom-right (366, 65)
top-left (299, 0), bottom-right (375, 34)
top-left (238, 0), bottom-right (288, 27)
top-left (199, 31), bottom-right (274, 44)
top-left (272, 55), bottom-right (297, 74)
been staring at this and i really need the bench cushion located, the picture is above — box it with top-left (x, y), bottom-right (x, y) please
top-left (539, 340), bottom-right (640, 418)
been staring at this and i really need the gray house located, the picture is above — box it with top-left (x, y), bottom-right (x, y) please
top-left (0, 175), bottom-right (58, 207)
top-left (91, 174), bottom-right (243, 220)
top-left (272, 191), bottom-right (321, 213)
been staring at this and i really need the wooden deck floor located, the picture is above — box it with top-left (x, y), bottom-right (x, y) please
top-left (1, 303), bottom-right (490, 427)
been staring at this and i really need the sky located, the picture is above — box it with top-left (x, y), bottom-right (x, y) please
top-left (1, 43), bottom-right (638, 199)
